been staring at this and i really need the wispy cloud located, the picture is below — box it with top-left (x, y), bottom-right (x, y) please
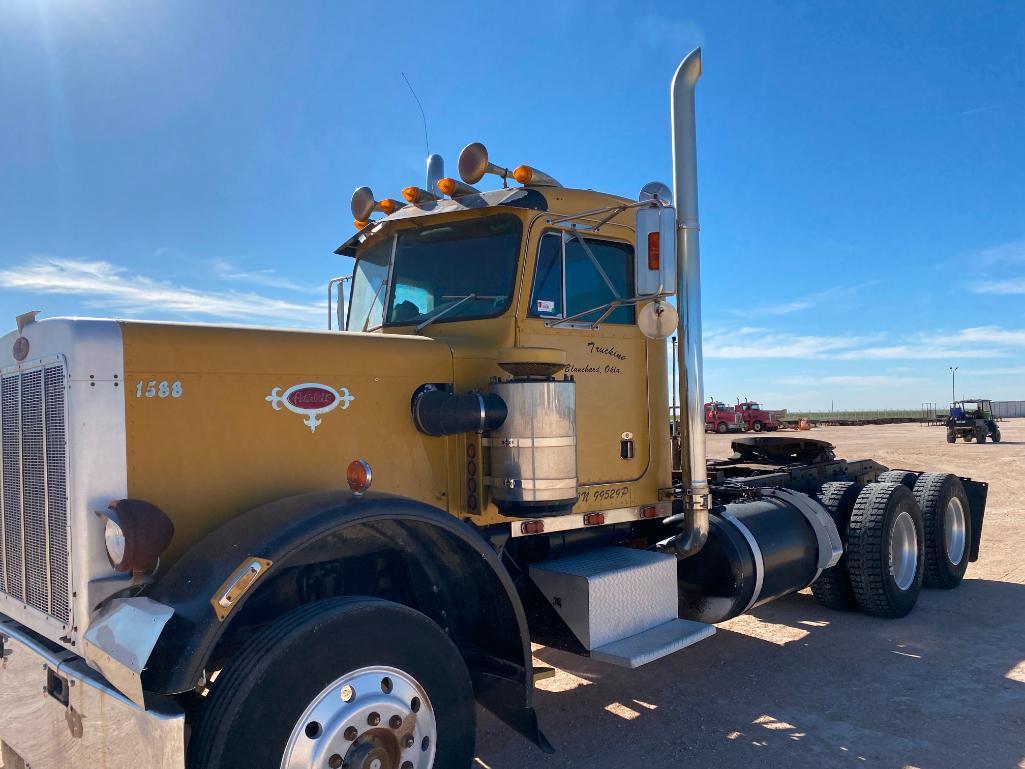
top-left (778, 374), bottom-right (923, 389)
top-left (0, 257), bottom-right (322, 324)
top-left (731, 282), bottom-right (876, 318)
top-left (972, 277), bottom-right (1025, 295)
top-left (705, 324), bottom-right (1025, 361)
top-left (210, 258), bottom-right (322, 295)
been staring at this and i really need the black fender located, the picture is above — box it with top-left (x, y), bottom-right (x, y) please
top-left (144, 490), bottom-right (552, 752)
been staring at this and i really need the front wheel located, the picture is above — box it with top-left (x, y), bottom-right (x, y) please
top-left (992, 428), bottom-right (1002, 443)
top-left (716, 421), bottom-right (728, 434)
top-left (188, 597), bottom-right (476, 769)
top-left (946, 430), bottom-right (956, 444)
top-left (752, 421), bottom-right (764, 432)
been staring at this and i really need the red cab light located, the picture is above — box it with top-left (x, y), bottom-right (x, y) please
top-left (520, 520), bottom-right (545, 535)
top-left (584, 512), bottom-right (605, 526)
top-left (640, 505), bottom-right (659, 519)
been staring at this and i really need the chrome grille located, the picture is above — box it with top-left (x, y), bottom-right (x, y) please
top-left (0, 362), bottom-right (70, 625)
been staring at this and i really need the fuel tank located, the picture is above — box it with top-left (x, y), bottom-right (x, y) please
top-left (673, 495), bottom-right (823, 623)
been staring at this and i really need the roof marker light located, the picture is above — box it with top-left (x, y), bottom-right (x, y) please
top-left (437, 177), bottom-right (481, 198)
top-left (402, 186), bottom-right (439, 205)
top-left (513, 164), bottom-right (562, 187)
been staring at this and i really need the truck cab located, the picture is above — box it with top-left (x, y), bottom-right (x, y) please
top-left (704, 400), bottom-right (744, 433)
top-left (735, 400), bottom-right (780, 432)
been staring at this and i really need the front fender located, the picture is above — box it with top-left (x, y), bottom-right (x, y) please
top-left (143, 491), bottom-right (550, 751)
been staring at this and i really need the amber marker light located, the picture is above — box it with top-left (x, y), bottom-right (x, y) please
top-left (647, 232), bottom-right (661, 270)
top-left (520, 520), bottom-right (545, 535)
top-left (378, 198), bottom-right (402, 214)
top-left (347, 459), bottom-right (373, 496)
top-left (512, 165), bottom-right (534, 184)
top-left (354, 219), bottom-right (370, 230)
top-left (437, 177), bottom-right (457, 196)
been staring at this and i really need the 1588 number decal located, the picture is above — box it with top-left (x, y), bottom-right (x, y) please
top-left (135, 380), bottom-right (183, 399)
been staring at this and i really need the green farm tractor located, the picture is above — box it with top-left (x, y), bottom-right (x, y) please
top-left (947, 399), bottom-right (1001, 444)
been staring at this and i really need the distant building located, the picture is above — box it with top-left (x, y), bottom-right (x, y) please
top-left (993, 400), bottom-right (1025, 418)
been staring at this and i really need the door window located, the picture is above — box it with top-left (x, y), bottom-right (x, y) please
top-left (529, 232), bottom-right (636, 325)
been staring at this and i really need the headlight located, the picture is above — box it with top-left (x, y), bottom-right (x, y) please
top-left (104, 518), bottom-right (126, 565)
top-left (99, 499), bottom-right (175, 573)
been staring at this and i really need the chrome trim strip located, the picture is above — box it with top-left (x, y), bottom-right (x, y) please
top-left (509, 502), bottom-right (672, 538)
top-left (720, 510), bottom-right (764, 614)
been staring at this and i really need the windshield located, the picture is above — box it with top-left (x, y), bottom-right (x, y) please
top-left (348, 215), bottom-right (523, 331)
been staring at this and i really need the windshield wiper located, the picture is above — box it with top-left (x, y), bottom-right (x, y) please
top-left (416, 294), bottom-right (477, 334)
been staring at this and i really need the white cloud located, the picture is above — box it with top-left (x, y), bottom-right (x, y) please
top-left (778, 374), bottom-right (923, 389)
top-left (210, 258), bottom-right (321, 295)
top-left (0, 257), bottom-right (322, 324)
top-left (704, 324), bottom-right (1025, 361)
top-left (971, 277), bottom-right (1025, 295)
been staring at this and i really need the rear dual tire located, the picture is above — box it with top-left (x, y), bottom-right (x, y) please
top-left (913, 473), bottom-right (972, 589)
top-left (846, 482), bottom-right (924, 618)
top-left (810, 482), bottom-right (861, 610)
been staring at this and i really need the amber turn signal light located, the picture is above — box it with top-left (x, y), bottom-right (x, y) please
top-left (347, 459), bottom-right (373, 496)
top-left (354, 219), bottom-right (370, 230)
top-left (647, 232), bottom-right (660, 270)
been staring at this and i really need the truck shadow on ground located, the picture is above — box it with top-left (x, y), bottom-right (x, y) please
top-left (475, 579), bottom-right (1025, 769)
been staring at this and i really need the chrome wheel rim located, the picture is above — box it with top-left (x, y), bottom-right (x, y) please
top-left (281, 666), bottom-right (436, 769)
top-left (889, 510), bottom-right (918, 591)
top-left (944, 497), bottom-right (967, 566)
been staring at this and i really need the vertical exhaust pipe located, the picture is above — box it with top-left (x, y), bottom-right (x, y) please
top-left (670, 48), bottom-right (710, 556)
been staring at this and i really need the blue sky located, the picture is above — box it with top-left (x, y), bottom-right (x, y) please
top-left (1, 0), bottom-right (1023, 409)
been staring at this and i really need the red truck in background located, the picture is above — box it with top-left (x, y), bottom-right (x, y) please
top-left (736, 400), bottom-right (780, 432)
top-left (705, 400), bottom-right (745, 433)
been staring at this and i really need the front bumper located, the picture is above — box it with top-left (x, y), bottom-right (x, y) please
top-left (0, 615), bottom-right (184, 769)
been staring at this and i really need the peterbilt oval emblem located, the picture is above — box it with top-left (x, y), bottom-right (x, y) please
top-left (287, 387), bottom-right (336, 410)
top-left (12, 337), bottom-right (29, 362)
top-left (265, 383), bottom-right (355, 433)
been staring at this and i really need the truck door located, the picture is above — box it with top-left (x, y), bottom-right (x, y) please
top-left (518, 223), bottom-right (650, 486)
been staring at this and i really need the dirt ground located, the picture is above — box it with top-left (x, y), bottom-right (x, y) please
top-left (475, 421), bottom-right (1025, 769)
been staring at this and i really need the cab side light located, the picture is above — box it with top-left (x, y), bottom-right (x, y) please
top-left (647, 232), bottom-right (660, 270)
top-left (584, 512), bottom-right (605, 526)
top-left (640, 505), bottom-right (660, 519)
top-left (520, 520), bottom-right (545, 535)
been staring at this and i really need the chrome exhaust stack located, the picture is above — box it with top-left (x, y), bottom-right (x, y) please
top-left (669, 48), bottom-right (710, 556)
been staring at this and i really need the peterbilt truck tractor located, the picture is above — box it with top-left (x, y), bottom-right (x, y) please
top-left (0, 49), bottom-right (987, 769)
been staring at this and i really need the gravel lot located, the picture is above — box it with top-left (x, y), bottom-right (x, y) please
top-left (476, 421), bottom-right (1025, 769)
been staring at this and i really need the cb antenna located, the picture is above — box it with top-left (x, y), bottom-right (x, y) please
top-left (401, 71), bottom-right (430, 158)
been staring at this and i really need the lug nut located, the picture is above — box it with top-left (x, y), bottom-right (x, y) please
top-left (344, 726), bottom-right (358, 741)
top-left (367, 712), bottom-right (381, 726)
top-left (403, 735), bottom-right (415, 749)
top-left (389, 715), bottom-right (403, 730)
top-left (328, 755), bottom-right (343, 769)
top-left (402, 763), bottom-right (414, 769)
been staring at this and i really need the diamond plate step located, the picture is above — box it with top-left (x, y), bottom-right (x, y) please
top-left (591, 618), bottom-right (716, 668)
top-left (529, 546), bottom-right (678, 650)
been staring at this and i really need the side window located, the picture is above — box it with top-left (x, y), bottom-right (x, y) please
top-left (529, 233), bottom-right (636, 324)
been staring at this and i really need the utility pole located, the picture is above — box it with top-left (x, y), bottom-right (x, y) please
top-left (949, 366), bottom-right (958, 405)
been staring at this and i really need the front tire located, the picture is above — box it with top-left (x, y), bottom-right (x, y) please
top-left (188, 597), bottom-right (476, 769)
top-left (716, 422), bottom-right (728, 434)
top-left (846, 483), bottom-right (924, 618)
top-left (946, 430), bottom-right (956, 444)
top-left (752, 420), bottom-right (764, 432)
top-left (913, 473), bottom-right (972, 589)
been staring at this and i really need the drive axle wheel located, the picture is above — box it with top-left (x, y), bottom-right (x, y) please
top-left (913, 473), bottom-right (972, 589)
top-left (810, 481), bottom-right (861, 611)
top-left (188, 597), bottom-right (475, 769)
top-left (876, 470), bottom-right (918, 490)
top-left (846, 482), bottom-right (924, 618)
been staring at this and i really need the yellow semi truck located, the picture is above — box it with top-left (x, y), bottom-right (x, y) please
top-left (0, 49), bottom-right (987, 769)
